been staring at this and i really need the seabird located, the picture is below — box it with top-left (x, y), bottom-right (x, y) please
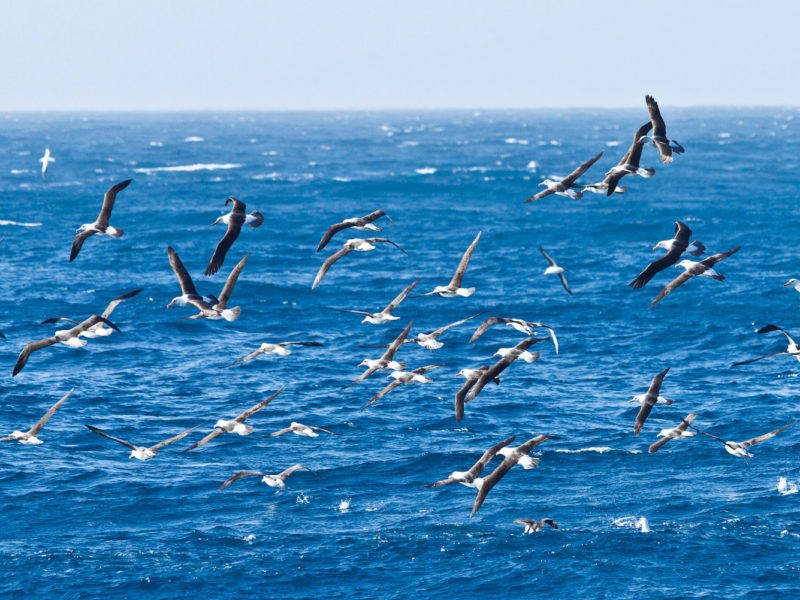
top-left (784, 278), bottom-right (800, 292)
top-left (348, 321), bottom-right (413, 387)
top-left (333, 278), bottom-right (420, 324)
top-left (184, 387), bottom-right (283, 451)
top-left (469, 317), bottom-right (558, 354)
top-left (648, 414), bottom-right (697, 453)
top-left (633, 368), bottom-right (670, 436)
top-left (540, 246), bottom-right (572, 295)
top-left (359, 314), bottom-right (483, 352)
top-left (363, 364), bottom-right (446, 410)
top-left (205, 197), bottom-right (263, 276)
top-left (423, 436), bottom-right (516, 488)
top-left (733, 324), bottom-right (800, 366)
top-left (41, 288), bottom-right (142, 338)
top-left (70, 179), bottom-right (132, 262)
top-left (513, 518), bottom-right (558, 534)
top-left (39, 147), bottom-right (55, 179)
top-left (85, 422), bottom-right (203, 460)
top-left (264, 422), bottom-right (338, 438)
top-left (629, 221), bottom-right (706, 289)
top-left (317, 209), bottom-right (393, 252)
top-left (640, 95), bottom-right (685, 164)
top-left (648, 246), bottom-right (741, 308)
top-left (455, 337), bottom-right (544, 423)
top-left (496, 445), bottom-right (540, 469)
top-left (13, 315), bottom-right (120, 376)
top-left (690, 420), bottom-right (797, 459)
top-left (592, 122), bottom-right (655, 196)
top-left (221, 341), bottom-right (323, 368)
top-left (413, 232), bottom-right (481, 297)
top-left (471, 435), bottom-right (558, 516)
top-left (217, 464), bottom-right (314, 491)
top-left (312, 238), bottom-right (407, 289)
top-left (167, 246), bottom-right (247, 321)
top-left (581, 173), bottom-right (629, 196)
top-left (523, 151), bottom-right (603, 203)
top-left (0, 388), bottom-right (72, 444)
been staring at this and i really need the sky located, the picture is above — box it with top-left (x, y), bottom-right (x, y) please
top-left (2, 0), bottom-right (800, 111)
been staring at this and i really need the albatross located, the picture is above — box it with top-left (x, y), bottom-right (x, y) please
top-left (312, 238), bottom-right (407, 289)
top-left (523, 151), bottom-right (603, 203)
top-left (0, 388), bottom-right (73, 444)
top-left (85, 422), bottom-right (203, 460)
top-left (647, 246), bottom-right (741, 308)
top-left (363, 364), bottom-right (446, 410)
top-left (471, 435), bottom-right (558, 516)
top-left (469, 317), bottom-right (558, 354)
top-left (348, 321), bottom-right (413, 386)
top-left (540, 246), bottom-right (572, 295)
top-left (184, 387), bottom-right (283, 451)
top-left (633, 368), bottom-right (671, 436)
top-left (220, 341), bottom-right (323, 368)
top-left (423, 436), bottom-right (516, 488)
top-left (13, 315), bottom-right (120, 376)
top-left (70, 179), bottom-right (132, 262)
top-left (690, 420), bottom-right (797, 459)
top-left (317, 209), bottom-right (393, 252)
top-left (39, 147), bottom-right (55, 179)
top-left (585, 123), bottom-right (655, 196)
top-left (359, 314), bottom-right (482, 352)
top-left (648, 414), bottom-right (697, 453)
top-left (640, 95), bottom-right (685, 164)
top-left (264, 422), bottom-right (338, 438)
top-left (217, 464), bottom-right (314, 491)
top-left (513, 518), bottom-right (558, 534)
top-left (733, 324), bottom-right (800, 366)
top-left (413, 232), bottom-right (481, 297)
top-left (205, 197), bottom-right (263, 276)
top-left (333, 278), bottom-right (420, 324)
top-left (41, 288), bottom-right (142, 338)
top-left (629, 221), bottom-right (706, 289)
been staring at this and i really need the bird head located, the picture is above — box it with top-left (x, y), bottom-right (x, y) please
top-left (784, 279), bottom-right (799, 287)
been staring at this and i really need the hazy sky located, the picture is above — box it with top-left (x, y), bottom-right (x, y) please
top-left (3, 1), bottom-right (799, 110)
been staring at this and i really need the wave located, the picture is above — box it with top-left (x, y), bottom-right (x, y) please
top-left (415, 167), bottom-right (436, 175)
top-left (504, 138), bottom-right (529, 145)
top-left (0, 219), bottom-right (42, 227)
top-left (10, 169), bottom-right (30, 175)
top-left (778, 476), bottom-right (798, 495)
top-left (183, 136), bottom-right (204, 142)
top-left (133, 163), bottom-right (242, 174)
top-left (555, 447), bottom-right (642, 454)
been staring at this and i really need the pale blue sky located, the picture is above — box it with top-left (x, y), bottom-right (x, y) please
top-left (2, 0), bottom-right (799, 110)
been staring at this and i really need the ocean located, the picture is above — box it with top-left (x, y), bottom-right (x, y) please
top-left (1, 109), bottom-right (799, 598)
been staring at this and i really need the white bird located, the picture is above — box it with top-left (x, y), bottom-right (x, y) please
top-left (648, 247), bottom-right (741, 308)
top-left (221, 341), bottom-right (323, 368)
top-left (424, 436), bottom-right (516, 489)
top-left (649, 414), bottom-right (698, 453)
top-left (312, 238), bottom-right (407, 289)
top-left (333, 279), bottom-right (420, 324)
top-left (514, 518), bottom-right (558, 534)
top-left (205, 197), bottom-right (264, 276)
top-left (70, 179), bottom-right (132, 262)
top-left (264, 422), bottom-right (338, 438)
top-left (690, 420), bottom-right (797, 460)
top-left (413, 232), bottom-right (481, 297)
top-left (784, 278), bottom-right (800, 293)
top-left (540, 246), bottom-right (572, 295)
top-left (629, 221), bottom-right (706, 289)
top-left (217, 464), bottom-right (314, 492)
top-left (317, 209), bottom-right (393, 252)
top-left (41, 289), bottom-right (142, 338)
top-left (85, 422), bottom-right (203, 460)
top-left (635, 517), bottom-right (651, 533)
top-left (0, 388), bottom-right (73, 445)
top-left (39, 147), bottom-right (55, 179)
top-left (361, 314), bottom-right (482, 352)
top-left (733, 324), bottom-right (800, 366)
top-left (496, 446), bottom-right (540, 469)
top-left (584, 122), bottom-right (655, 196)
top-left (639, 95), bottom-right (684, 164)
top-left (184, 387), bottom-right (283, 451)
top-left (469, 317), bottom-right (559, 354)
top-left (363, 364), bottom-right (446, 410)
top-left (524, 151), bottom-right (603, 202)
top-left (349, 321), bottom-right (413, 386)
top-left (633, 368), bottom-right (670, 436)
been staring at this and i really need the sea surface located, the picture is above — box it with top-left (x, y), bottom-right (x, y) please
top-left (1, 109), bottom-right (799, 598)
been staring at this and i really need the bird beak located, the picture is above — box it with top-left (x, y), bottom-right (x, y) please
top-left (784, 281), bottom-right (793, 287)
top-left (651, 245), bottom-right (659, 251)
top-left (538, 182), bottom-right (546, 187)
top-left (166, 300), bottom-right (174, 308)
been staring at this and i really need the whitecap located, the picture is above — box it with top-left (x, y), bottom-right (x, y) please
top-left (719, 132), bottom-right (731, 138)
top-left (183, 136), bottom-right (204, 143)
top-left (525, 160), bottom-right (539, 172)
top-left (556, 447), bottom-right (642, 454)
top-left (778, 476), bottom-right (798, 495)
top-left (0, 219), bottom-right (42, 227)
top-left (504, 138), bottom-right (529, 145)
top-left (10, 169), bottom-right (30, 174)
top-left (133, 163), bottom-right (242, 174)
top-left (613, 516), bottom-right (650, 532)
top-left (606, 140), bottom-right (622, 147)
top-left (149, 141), bottom-right (163, 147)
top-left (244, 534), bottom-right (256, 543)
top-left (415, 167), bottom-right (436, 175)
top-left (331, 176), bottom-right (351, 182)
top-left (399, 141), bottom-right (419, 147)
top-left (337, 498), bottom-right (351, 512)
top-left (295, 493), bottom-right (310, 505)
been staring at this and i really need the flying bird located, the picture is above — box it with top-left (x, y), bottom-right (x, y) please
top-left (690, 420), bottom-right (797, 459)
top-left (312, 238), bottom-right (407, 289)
top-left (221, 341), bottom-right (323, 368)
top-left (471, 435), bottom-right (558, 516)
top-left (629, 221), bottom-right (706, 289)
top-left (359, 314), bottom-right (483, 352)
top-left (41, 288), bottom-right (142, 338)
top-left (633, 368), bottom-right (671, 436)
top-left (640, 95), bottom-right (685, 164)
top-left (469, 317), bottom-right (558, 354)
top-left (85, 423), bottom-right (203, 460)
top-left (317, 209), bottom-right (393, 252)
top-left (332, 279), bottom-right (420, 324)
top-left (39, 147), bottom-right (55, 179)
top-left (0, 388), bottom-right (73, 445)
top-left (13, 315), bottom-right (120, 376)
top-left (264, 422), bottom-right (338, 438)
top-left (733, 324), bottom-right (800, 366)
top-left (648, 246), bottom-right (741, 308)
top-left (70, 179), bottom-right (132, 262)
top-left (349, 321), bottom-right (413, 386)
top-left (648, 414), bottom-right (698, 453)
top-left (205, 197), bottom-right (263, 276)
top-left (523, 151), bottom-right (603, 203)
top-left (593, 122), bottom-right (655, 196)
top-left (540, 246), bottom-right (572, 295)
top-left (184, 387), bottom-right (283, 451)
top-left (413, 231), bottom-right (481, 297)
top-left (363, 364), bottom-right (446, 410)
top-left (423, 436), bottom-right (516, 488)
top-left (513, 518), bottom-right (559, 534)
top-left (217, 464), bottom-right (314, 491)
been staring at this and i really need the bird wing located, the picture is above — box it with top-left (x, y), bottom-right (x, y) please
top-left (205, 219), bottom-right (242, 276)
top-left (167, 246), bottom-right (199, 296)
top-left (755, 324), bottom-right (798, 347)
top-left (41, 317), bottom-right (81, 326)
top-left (101, 288), bottom-right (143, 319)
top-left (471, 453), bottom-right (516, 516)
top-left (688, 424), bottom-right (727, 445)
top-left (28, 388), bottom-right (73, 435)
top-left (75, 315), bottom-right (120, 335)
top-left (540, 518), bottom-right (558, 530)
top-left (629, 246), bottom-right (684, 290)
top-left (265, 427), bottom-right (293, 437)
top-left (741, 420), bottom-right (797, 448)
top-left (309, 426), bottom-right (338, 435)
top-left (560, 151), bottom-right (604, 187)
top-left (237, 386), bottom-right (284, 421)
top-left (675, 413), bottom-right (698, 433)
top-left (217, 470), bottom-right (265, 491)
top-left (367, 238), bottom-right (407, 255)
top-left (13, 336), bottom-right (59, 376)
top-left (648, 414), bottom-right (697, 453)
top-left (279, 463), bottom-right (312, 479)
top-left (467, 436), bottom-right (517, 477)
top-left (363, 380), bottom-right (403, 410)
top-left (280, 341), bottom-right (323, 347)
top-left (215, 253), bottom-right (249, 308)
top-left (85, 424), bottom-right (137, 450)
top-left (183, 428), bottom-right (224, 452)
top-left (455, 374), bottom-right (480, 423)
top-left (626, 122), bottom-right (653, 166)
top-left (317, 221), bottom-right (351, 253)
top-left (449, 231), bottom-right (482, 288)
top-left (700, 246), bottom-right (741, 269)
top-left (674, 221), bottom-right (692, 245)
top-left (312, 245), bottom-right (354, 289)
top-left (634, 367), bottom-right (670, 436)
top-left (469, 317), bottom-right (506, 343)
top-left (412, 363), bottom-right (447, 375)
top-left (97, 179), bottom-right (132, 227)
top-left (69, 230), bottom-right (97, 262)
top-left (220, 348), bottom-right (264, 368)
top-left (514, 519), bottom-right (536, 527)
top-left (423, 477), bottom-right (457, 488)
top-left (331, 308), bottom-right (373, 317)
top-left (149, 423), bottom-right (205, 451)
top-left (558, 272), bottom-right (572, 295)
top-left (380, 321), bottom-right (414, 361)
top-left (648, 269), bottom-right (696, 308)
top-left (604, 171), bottom-right (627, 196)
top-left (465, 338), bottom-right (541, 403)
top-left (732, 351), bottom-right (796, 367)
top-left (523, 187), bottom-right (555, 203)
top-left (382, 278), bottom-right (420, 314)
top-left (539, 246), bottom-right (557, 267)
top-left (645, 95), bottom-right (667, 139)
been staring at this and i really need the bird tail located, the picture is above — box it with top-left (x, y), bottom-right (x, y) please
top-left (636, 167), bottom-right (656, 178)
top-left (688, 241), bottom-right (706, 257)
top-left (249, 211), bottom-right (265, 227)
top-left (221, 306), bottom-right (241, 321)
top-left (110, 228), bottom-right (124, 238)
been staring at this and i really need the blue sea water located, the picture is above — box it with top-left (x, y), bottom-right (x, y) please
top-left (1, 109), bottom-right (799, 598)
